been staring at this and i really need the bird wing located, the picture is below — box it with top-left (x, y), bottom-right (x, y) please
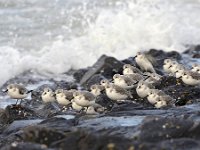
top-left (15, 84), bottom-right (27, 94)
top-left (189, 72), bottom-right (200, 80)
top-left (144, 53), bottom-right (157, 65)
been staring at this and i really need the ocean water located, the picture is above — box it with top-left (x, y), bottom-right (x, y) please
top-left (1, 0), bottom-right (200, 86)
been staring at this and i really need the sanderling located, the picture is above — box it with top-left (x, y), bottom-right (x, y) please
top-left (136, 80), bottom-right (154, 98)
top-left (147, 89), bottom-right (174, 107)
top-left (155, 100), bottom-right (167, 108)
top-left (4, 84), bottom-right (32, 105)
top-left (124, 73), bottom-right (144, 82)
top-left (73, 91), bottom-right (97, 107)
top-left (135, 52), bottom-right (156, 73)
top-left (90, 84), bottom-right (104, 97)
top-left (41, 88), bottom-right (56, 103)
top-left (71, 99), bottom-right (83, 111)
top-left (113, 74), bottom-right (137, 89)
top-left (84, 106), bottom-right (99, 115)
top-left (174, 66), bottom-right (187, 78)
top-left (180, 71), bottom-right (200, 86)
top-left (155, 94), bottom-right (175, 108)
top-left (55, 89), bottom-right (73, 106)
top-left (123, 64), bottom-right (143, 75)
top-left (104, 84), bottom-right (132, 101)
top-left (143, 72), bottom-right (162, 83)
top-left (168, 61), bottom-right (183, 74)
top-left (147, 89), bottom-right (162, 105)
top-left (191, 63), bottom-right (200, 74)
top-left (100, 79), bottom-right (111, 87)
top-left (163, 59), bottom-right (174, 73)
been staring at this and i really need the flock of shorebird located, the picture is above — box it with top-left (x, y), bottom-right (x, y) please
top-left (3, 52), bottom-right (200, 114)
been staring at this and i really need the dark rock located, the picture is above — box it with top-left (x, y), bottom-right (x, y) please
top-left (95, 94), bottom-right (114, 110)
top-left (54, 81), bottom-right (78, 90)
top-left (166, 85), bottom-right (200, 106)
top-left (0, 108), bottom-right (7, 125)
top-left (159, 138), bottom-right (200, 150)
top-left (147, 49), bottom-right (166, 58)
top-left (183, 45), bottom-right (200, 54)
top-left (1, 142), bottom-right (54, 150)
top-left (2, 120), bottom-right (42, 135)
top-left (166, 51), bottom-right (182, 60)
top-left (83, 74), bottom-right (106, 90)
top-left (4, 105), bottom-right (38, 124)
top-left (22, 126), bottom-right (66, 146)
top-left (34, 103), bottom-right (61, 118)
top-left (121, 57), bottom-right (136, 65)
top-left (192, 53), bottom-right (200, 58)
top-left (156, 76), bottom-right (181, 88)
top-left (51, 130), bottom-right (133, 150)
top-left (73, 68), bottom-right (88, 83)
top-left (38, 117), bottom-right (78, 131)
top-left (138, 117), bottom-right (194, 142)
top-left (79, 55), bottom-right (124, 85)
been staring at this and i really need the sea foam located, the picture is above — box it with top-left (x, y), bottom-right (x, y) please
top-left (1, 0), bottom-right (200, 86)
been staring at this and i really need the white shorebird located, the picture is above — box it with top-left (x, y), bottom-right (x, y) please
top-left (163, 59), bottom-right (173, 73)
top-left (155, 100), bottom-right (167, 108)
top-left (191, 63), bottom-right (200, 74)
top-left (180, 71), bottom-right (200, 86)
top-left (4, 84), bottom-right (32, 105)
top-left (168, 61), bottom-right (183, 74)
top-left (174, 66), bottom-right (187, 78)
top-left (136, 80), bottom-right (155, 98)
top-left (113, 74), bottom-right (137, 89)
top-left (71, 99), bottom-right (83, 111)
top-left (55, 89), bottom-right (73, 106)
top-left (124, 73), bottom-right (144, 82)
top-left (73, 91), bottom-right (98, 107)
top-left (41, 88), bottom-right (56, 103)
top-left (90, 84), bottom-right (104, 97)
top-left (135, 52), bottom-right (156, 73)
top-left (104, 84), bottom-right (132, 101)
top-left (123, 64), bottom-right (143, 75)
top-left (143, 72), bottom-right (162, 84)
top-left (84, 106), bottom-right (99, 115)
top-left (147, 89), bottom-right (163, 105)
top-left (155, 94), bottom-right (175, 108)
top-left (100, 79), bottom-right (111, 87)
top-left (147, 89), bottom-right (174, 108)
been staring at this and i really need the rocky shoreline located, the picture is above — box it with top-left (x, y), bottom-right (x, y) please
top-left (0, 48), bottom-right (200, 150)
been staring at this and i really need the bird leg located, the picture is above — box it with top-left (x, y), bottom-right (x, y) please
top-left (15, 99), bottom-right (19, 105)
top-left (19, 99), bottom-right (23, 105)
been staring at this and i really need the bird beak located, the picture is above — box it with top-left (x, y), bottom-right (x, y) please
top-left (2, 89), bottom-right (8, 93)
top-left (144, 76), bottom-right (150, 80)
top-left (133, 56), bottom-right (137, 59)
top-left (168, 65), bottom-right (172, 68)
top-left (178, 76), bottom-right (182, 79)
top-left (27, 90), bottom-right (33, 94)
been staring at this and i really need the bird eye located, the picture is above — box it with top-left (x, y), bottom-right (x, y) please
top-left (123, 64), bottom-right (128, 69)
top-left (8, 85), bottom-right (13, 89)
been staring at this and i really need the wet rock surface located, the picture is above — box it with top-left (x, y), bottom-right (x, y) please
top-left (0, 49), bottom-right (200, 149)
